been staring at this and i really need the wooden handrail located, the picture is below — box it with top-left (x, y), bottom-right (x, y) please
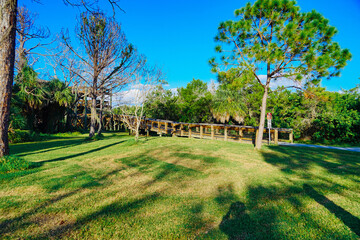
top-left (116, 115), bottom-right (294, 144)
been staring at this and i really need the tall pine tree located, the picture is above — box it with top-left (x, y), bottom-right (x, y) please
top-left (210, 0), bottom-right (351, 149)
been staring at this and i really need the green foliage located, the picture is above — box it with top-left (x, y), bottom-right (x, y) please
top-left (114, 105), bottom-right (137, 116)
top-left (47, 78), bottom-right (73, 107)
top-left (212, 69), bottom-right (263, 125)
top-left (177, 79), bottom-right (213, 123)
top-left (141, 74), bottom-right (359, 144)
top-left (211, 0), bottom-right (351, 148)
top-left (8, 130), bottom-right (37, 143)
top-left (212, 0), bottom-right (351, 83)
top-left (9, 96), bottom-right (27, 130)
top-left (11, 65), bottom-right (75, 133)
top-left (15, 65), bottom-right (46, 109)
top-left (0, 155), bottom-right (30, 174)
top-left (310, 89), bottom-right (360, 143)
top-left (143, 86), bottom-right (180, 120)
top-left (267, 86), bottom-right (360, 143)
top-left (143, 81), bottom-right (214, 123)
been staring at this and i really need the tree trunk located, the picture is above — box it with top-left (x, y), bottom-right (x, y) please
top-left (0, 0), bottom-right (18, 157)
top-left (83, 87), bottom-right (87, 130)
top-left (89, 97), bottom-right (97, 138)
top-left (97, 93), bottom-right (104, 135)
top-left (135, 127), bottom-right (139, 141)
top-left (255, 84), bottom-right (269, 150)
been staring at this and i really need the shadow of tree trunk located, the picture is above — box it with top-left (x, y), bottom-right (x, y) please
top-left (304, 184), bottom-right (360, 237)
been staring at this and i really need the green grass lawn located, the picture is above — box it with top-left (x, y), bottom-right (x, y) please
top-left (1, 132), bottom-right (359, 239)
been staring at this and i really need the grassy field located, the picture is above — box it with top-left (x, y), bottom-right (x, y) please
top-left (0, 132), bottom-right (359, 239)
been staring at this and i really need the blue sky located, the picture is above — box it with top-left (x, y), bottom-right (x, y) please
top-left (22, 0), bottom-right (360, 91)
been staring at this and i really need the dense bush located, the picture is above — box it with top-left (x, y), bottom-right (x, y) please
top-left (8, 130), bottom-right (83, 144)
top-left (0, 155), bottom-right (31, 174)
top-left (8, 130), bottom-right (42, 143)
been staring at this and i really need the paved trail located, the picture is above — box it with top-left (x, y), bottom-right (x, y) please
top-left (279, 142), bottom-right (360, 153)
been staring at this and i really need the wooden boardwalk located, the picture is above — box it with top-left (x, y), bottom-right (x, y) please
top-left (121, 116), bottom-right (294, 145)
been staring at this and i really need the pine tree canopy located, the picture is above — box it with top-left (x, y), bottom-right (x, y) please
top-left (210, 0), bottom-right (352, 85)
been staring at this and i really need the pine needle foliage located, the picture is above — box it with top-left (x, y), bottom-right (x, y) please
top-left (210, 0), bottom-right (352, 149)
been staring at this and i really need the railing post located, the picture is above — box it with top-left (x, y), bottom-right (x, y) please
top-left (200, 126), bottom-right (203, 139)
top-left (172, 123), bottom-right (176, 137)
top-left (158, 121), bottom-right (160, 134)
top-left (289, 130), bottom-right (294, 143)
top-left (211, 125), bottom-right (214, 140)
top-left (189, 125), bottom-right (192, 138)
top-left (239, 128), bottom-right (243, 143)
top-left (165, 122), bottom-right (168, 134)
top-left (275, 129), bottom-right (278, 145)
top-left (180, 124), bottom-right (184, 136)
top-left (224, 126), bottom-right (228, 141)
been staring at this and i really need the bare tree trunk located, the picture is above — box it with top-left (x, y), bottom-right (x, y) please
top-left (255, 84), bottom-right (269, 150)
top-left (0, 0), bottom-right (17, 157)
top-left (97, 93), bottom-right (104, 135)
top-left (83, 87), bottom-right (88, 130)
top-left (135, 126), bottom-right (139, 141)
top-left (89, 97), bottom-right (97, 137)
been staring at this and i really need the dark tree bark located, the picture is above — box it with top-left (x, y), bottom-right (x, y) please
top-left (0, 0), bottom-right (18, 157)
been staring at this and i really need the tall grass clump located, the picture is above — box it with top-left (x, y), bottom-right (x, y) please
top-left (0, 155), bottom-right (30, 174)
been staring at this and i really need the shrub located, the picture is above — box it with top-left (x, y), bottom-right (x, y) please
top-left (0, 155), bottom-right (31, 174)
top-left (8, 129), bottom-right (42, 143)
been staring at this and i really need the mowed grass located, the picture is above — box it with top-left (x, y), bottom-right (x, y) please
top-left (0, 132), bottom-right (360, 239)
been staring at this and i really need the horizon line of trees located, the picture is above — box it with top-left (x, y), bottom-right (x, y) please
top-left (140, 78), bottom-right (360, 144)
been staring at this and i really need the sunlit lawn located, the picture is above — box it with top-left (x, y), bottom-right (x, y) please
top-left (0, 132), bottom-right (359, 239)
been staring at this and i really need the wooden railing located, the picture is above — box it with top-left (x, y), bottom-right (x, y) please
top-left (119, 115), bottom-right (294, 144)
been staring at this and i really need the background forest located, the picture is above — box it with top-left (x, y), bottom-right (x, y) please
top-left (141, 78), bottom-right (360, 145)
top-left (10, 62), bottom-right (360, 145)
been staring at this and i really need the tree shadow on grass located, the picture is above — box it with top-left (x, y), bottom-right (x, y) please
top-left (11, 137), bottom-right (87, 156)
top-left (10, 133), bottom-right (128, 157)
top-left (0, 190), bottom-right (79, 236)
top-left (215, 182), bottom-right (357, 239)
top-left (304, 184), bottom-right (360, 237)
top-left (0, 166), bottom-right (125, 237)
top-left (220, 201), bottom-right (254, 240)
top-left (28, 150), bottom-right (203, 239)
top-left (118, 153), bottom-right (206, 187)
top-left (215, 184), bottom-right (279, 240)
top-left (172, 152), bottom-right (223, 164)
top-left (262, 145), bottom-right (360, 179)
top-left (1, 139), bottom-right (127, 184)
top-left (34, 192), bottom-right (162, 239)
top-left (37, 140), bottom-right (126, 165)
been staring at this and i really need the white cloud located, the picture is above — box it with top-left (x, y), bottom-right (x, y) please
top-left (259, 75), bottom-right (305, 90)
top-left (208, 79), bottom-right (219, 94)
top-left (113, 83), bottom-right (152, 106)
top-left (169, 88), bottom-right (178, 95)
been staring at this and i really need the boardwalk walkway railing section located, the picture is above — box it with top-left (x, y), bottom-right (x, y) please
top-left (120, 115), bottom-right (294, 144)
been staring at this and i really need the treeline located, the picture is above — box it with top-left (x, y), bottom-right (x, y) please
top-left (143, 78), bottom-right (360, 144)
